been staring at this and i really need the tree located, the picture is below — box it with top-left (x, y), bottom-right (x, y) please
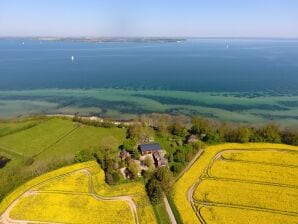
top-left (143, 156), bottom-right (153, 168)
top-left (281, 128), bottom-right (298, 146)
top-left (128, 161), bottom-right (139, 179)
top-left (154, 167), bottom-right (174, 194)
top-left (169, 115), bottom-right (189, 137)
top-left (105, 170), bottom-right (121, 184)
top-left (205, 131), bottom-right (221, 144)
top-left (146, 178), bottom-right (163, 205)
top-left (122, 139), bottom-right (136, 151)
top-left (127, 124), bottom-right (142, 140)
top-left (260, 123), bottom-right (281, 143)
top-left (236, 127), bottom-right (251, 143)
top-left (191, 117), bottom-right (211, 135)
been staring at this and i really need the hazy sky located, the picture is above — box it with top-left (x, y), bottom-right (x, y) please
top-left (0, 0), bottom-right (298, 37)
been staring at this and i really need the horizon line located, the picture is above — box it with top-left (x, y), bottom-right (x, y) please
top-left (1, 36), bottom-right (298, 40)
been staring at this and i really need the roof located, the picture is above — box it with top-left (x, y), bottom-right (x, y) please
top-left (139, 143), bottom-right (161, 152)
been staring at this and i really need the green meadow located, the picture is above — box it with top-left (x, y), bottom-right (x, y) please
top-left (0, 117), bottom-right (126, 201)
top-left (1, 88), bottom-right (298, 126)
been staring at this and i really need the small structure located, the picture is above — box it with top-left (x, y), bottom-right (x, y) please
top-left (119, 150), bottom-right (130, 160)
top-left (187, 134), bottom-right (199, 143)
top-left (153, 152), bottom-right (168, 167)
top-left (139, 143), bottom-right (161, 155)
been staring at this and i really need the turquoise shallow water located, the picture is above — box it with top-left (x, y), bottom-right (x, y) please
top-left (0, 38), bottom-right (298, 125)
top-left (0, 38), bottom-right (298, 93)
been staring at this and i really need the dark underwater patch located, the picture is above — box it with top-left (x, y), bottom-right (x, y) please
top-left (0, 95), bottom-right (152, 115)
top-left (133, 94), bottom-right (289, 112)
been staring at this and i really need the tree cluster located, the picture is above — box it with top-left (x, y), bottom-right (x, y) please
top-left (145, 167), bottom-right (174, 205)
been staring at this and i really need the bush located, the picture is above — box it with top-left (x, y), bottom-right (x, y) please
top-left (173, 150), bottom-right (185, 163)
top-left (171, 163), bottom-right (183, 174)
top-left (74, 149), bottom-right (94, 163)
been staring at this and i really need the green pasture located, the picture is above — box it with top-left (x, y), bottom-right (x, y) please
top-left (0, 117), bottom-right (126, 201)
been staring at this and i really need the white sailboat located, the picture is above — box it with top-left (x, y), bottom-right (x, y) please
top-left (71, 56), bottom-right (74, 61)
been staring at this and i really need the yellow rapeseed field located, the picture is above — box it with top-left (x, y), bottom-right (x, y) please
top-left (197, 206), bottom-right (298, 224)
top-left (89, 165), bottom-right (157, 224)
top-left (10, 193), bottom-right (134, 224)
top-left (172, 143), bottom-right (298, 224)
top-left (35, 171), bottom-right (90, 193)
top-left (194, 179), bottom-right (298, 213)
top-left (0, 162), bottom-right (93, 215)
top-left (221, 149), bottom-right (298, 165)
top-left (210, 159), bottom-right (298, 185)
top-left (0, 161), bottom-right (157, 224)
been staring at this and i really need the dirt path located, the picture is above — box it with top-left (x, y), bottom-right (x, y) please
top-left (82, 169), bottom-right (139, 224)
top-left (175, 149), bottom-right (204, 181)
top-left (163, 196), bottom-right (177, 224)
top-left (0, 169), bottom-right (139, 224)
top-left (160, 149), bottom-right (205, 224)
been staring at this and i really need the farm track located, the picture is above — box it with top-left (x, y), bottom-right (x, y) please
top-left (0, 125), bottom-right (79, 159)
top-left (33, 126), bottom-right (79, 157)
top-left (194, 199), bottom-right (298, 217)
top-left (201, 176), bottom-right (298, 190)
top-left (186, 147), bottom-right (298, 224)
top-left (0, 166), bottom-right (139, 224)
top-left (0, 146), bottom-right (24, 158)
top-left (220, 156), bottom-right (298, 168)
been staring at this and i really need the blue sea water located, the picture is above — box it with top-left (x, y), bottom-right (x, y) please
top-left (0, 38), bottom-right (298, 93)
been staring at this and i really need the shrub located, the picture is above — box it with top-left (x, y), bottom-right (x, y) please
top-left (74, 149), bottom-right (94, 163)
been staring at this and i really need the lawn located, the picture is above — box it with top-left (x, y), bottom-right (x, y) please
top-left (172, 143), bottom-right (298, 224)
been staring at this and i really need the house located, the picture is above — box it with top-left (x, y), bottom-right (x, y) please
top-left (153, 152), bottom-right (168, 167)
top-left (119, 150), bottom-right (130, 160)
top-left (187, 134), bottom-right (199, 143)
top-left (139, 143), bottom-right (161, 155)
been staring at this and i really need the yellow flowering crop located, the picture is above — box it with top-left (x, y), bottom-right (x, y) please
top-left (0, 161), bottom-right (157, 224)
top-left (172, 143), bottom-right (298, 224)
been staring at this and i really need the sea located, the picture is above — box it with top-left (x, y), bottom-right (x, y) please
top-left (0, 38), bottom-right (298, 92)
top-left (0, 38), bottom-right (298, 125)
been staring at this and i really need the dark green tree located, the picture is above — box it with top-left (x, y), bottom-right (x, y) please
top-left (146, 178), bottom-right (163, 205)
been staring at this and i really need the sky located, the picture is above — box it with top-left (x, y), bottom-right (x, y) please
top-left (0, 0), bottom-right (298, 38)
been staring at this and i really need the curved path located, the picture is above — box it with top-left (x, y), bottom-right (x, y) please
top-left (186, 147), bottom-right (298, 224)
top-left (0, 168), bottom-right (139, 224)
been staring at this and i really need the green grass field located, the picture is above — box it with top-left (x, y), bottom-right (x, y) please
top-left (0, 117), bottom-right (126, 202)
top-left (0, 119), bottom-right (41, 138)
